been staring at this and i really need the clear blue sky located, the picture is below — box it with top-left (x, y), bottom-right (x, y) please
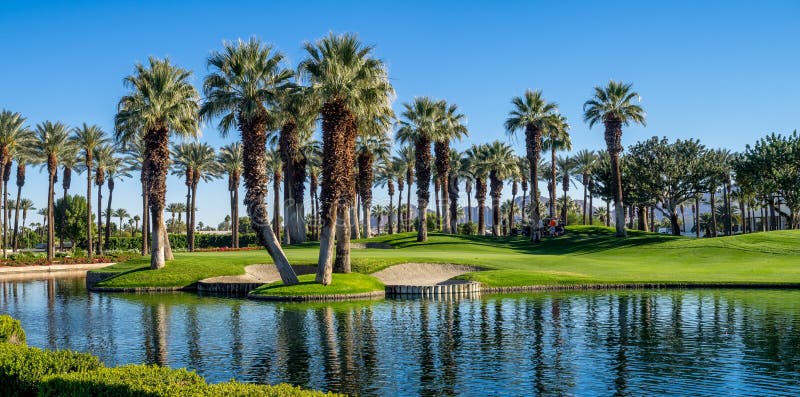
top-left (1, 0), bottom-right (798, 226)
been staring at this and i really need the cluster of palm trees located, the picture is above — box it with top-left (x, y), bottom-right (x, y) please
top-left (11, 30), bottom-right (796, 289)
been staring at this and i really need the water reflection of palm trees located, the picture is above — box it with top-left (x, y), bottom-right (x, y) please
top-left (143, 302), bottom-right (169, 366)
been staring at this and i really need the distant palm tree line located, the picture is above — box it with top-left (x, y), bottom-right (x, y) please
top-left (1, 33), bottom-right (795, 287)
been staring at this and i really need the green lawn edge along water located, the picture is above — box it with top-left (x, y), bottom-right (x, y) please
top-left (93, 225), bottom-right (800, 291)
top-left (250, 273), bottom-right (385, 297)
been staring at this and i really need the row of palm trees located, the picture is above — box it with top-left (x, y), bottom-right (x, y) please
top-left (3, 32), bottom-right (645, 288)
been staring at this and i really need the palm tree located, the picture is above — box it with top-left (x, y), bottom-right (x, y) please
top-left (435, 102), bottom-right (468, 233)
top-left (572, 149), bottom-right (597, 225)
top-left (93, 144), bottom-right (114, 255)
top-left (356, 135), bottom-right (391, 238)
top-left (166, 202), bottom-right (183, 233)
top-left (103, 152), bottom-right (131, 248)
top-left (375, 159), bottom-right (399, 234)
top-left (556, 155), bottom-right (576, 224)
top-left (274, 88), bottom-right (317, 245)
top-left (132, 215), bottom-right (140, 237)
top-left (299, 33), bottom-right (394, 284)
top-left (483, 141), bottom-right (516, 236)
top-left (200, 39), bottom-right (297, 284)
top-left (113, 208), bottom-right (129, 237)
top-left (116, 57), bottom-right (199, 269)
top-left (448, 149), bottom-right (463, 233)
top-left (396, 97), bottom-right (443, 242)
top-left (30, 121), bottom-right (72, 262)
top-left (516, 156), bottom-right (530, 224)
top-left (372, 204), bottom-right (385, 235)
top-left (0, 110), bottom-right (32, 257)
top-left (464, 144), bottom-right (489, 235)
top-left (583, 80), bottom-right (646, 237)
top-left (57, 147), bottom-right (79, 250)
top-left (217, 143), bottom-right (243, 247)
top-left (11, 154), bottom-right (31, 252)
top-left (542, 114), bottom-right (571, 219)
top-left (506, 158), bottom-right (521, 233)
top-left (70, 123), bottom-right (108, 259)
top-left (307, 162), bottom-right (321, 240)
top-left (504, 89), bottom-right (558, 242)
top-left (17, 198), bottom-right (33, 249)
top-left (122, 139), bottom-right (150, 255)
top-left (173, 142), bottom-right (218, 251)
top-left (394, 146), bottom-right (415, 232)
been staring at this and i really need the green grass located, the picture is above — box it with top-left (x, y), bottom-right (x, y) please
top-left (94, 226), bottom-right (800, 289)
top-left (249, 273), bottom-right (384, 297)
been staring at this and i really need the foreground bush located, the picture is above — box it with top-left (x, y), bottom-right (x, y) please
top-left (0, 343), bottom-right (102, 396)
top-left (1, 317), bottom-right (339, 396)
top-left (0, 315), bottom-right (25, 345)
top-left (39, 365), bottom-right (339, 397)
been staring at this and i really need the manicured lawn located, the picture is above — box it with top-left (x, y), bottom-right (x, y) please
top-left (94, 226), bottom-right (800, 289)
top-left (250, 273), bottom-right (385, 297)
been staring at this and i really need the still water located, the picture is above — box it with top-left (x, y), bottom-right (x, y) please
top-left (2, 275), bottom-right (799, 396)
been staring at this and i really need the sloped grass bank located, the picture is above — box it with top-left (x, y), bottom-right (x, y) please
top-left (249, 273), bottom-right (385, 301)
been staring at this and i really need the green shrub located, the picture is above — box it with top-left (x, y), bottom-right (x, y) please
top-left (39, 365), bottom-right (205, 397)
top-left (459, 222), bottom-right (477, 235)
top-left (0, 343), bottom-right (101, 397)
top-left (0, 315), bottom-right (25, 345)
top-left (39, 365), bottom-right (340, 397)
top-left (105, 234), bottom-right (259, 251)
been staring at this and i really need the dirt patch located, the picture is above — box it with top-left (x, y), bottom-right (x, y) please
top-left (371, 263), bottom-right (484, 286)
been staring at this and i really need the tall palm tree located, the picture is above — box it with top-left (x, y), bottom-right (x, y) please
top-left (274, 87), bottom-right (317, 245)
top-left (17, 198), bottom-right (34, 249)
top-left (218, 142), bottom-right (243, 248)
top-left (113, 208), bottom-right (130, 237)
top-left (572, 149), bottom-right (597, 225)
top-left (166, 202), bottom-right (183, 233)
top-left (30, 121), bottom-right (73, 262)
top-left (307, 161), bottom-right (321, 240)
top-left (583, 80), bottom-right (646, 237)
top-left (556, 155), bottom-right (576, 224)
top-left (105, 156), bottom-right (131, 244)
top-left (0, 110), bottom-right (32, 257)
top-left (464, 144), bottom-right (489, 235)
top-left (299, 33), bottom-right (394, 284)
top-left (372, 204), bottom-right (385, 235)
top-left (116, 57), bottom-right (199, 269)
top-left (504, 89), bottom-right (558, 242)
top-left (93, 144), bottom-right (114, 255)
top-left (516, 156), bottom-right (530, 225)
top-left (394, 146), bottom-right (415, 232)
top-left (200, 39), bottom-right (297, 283)
top-left (375, 159), bottom-right (397, 234)
top-left (542, 113), bottom-right (571, 219)
top-left (58, 147), bottom-right (80, 250)
top-left (70, 123), bottom-right (108, 259)
top-left (396, 97), bottom-right (443, 242)
top-left (122, 138), bottom-right (150, 255)
top-left (435, 102), bottom-right (468, 233)
top-left (173, 142), bottom-right (218, 251)
top-left (483, 141), bottom-right (516, 236)
top-left (11, 155), bottom-right (30, 251)
top-left (356, 134), bottom-right (391, 238)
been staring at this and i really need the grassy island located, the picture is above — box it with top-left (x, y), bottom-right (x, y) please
top-left (90, 226), bottom-right (800, 293)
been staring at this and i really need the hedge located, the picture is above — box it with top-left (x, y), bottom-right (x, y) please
top-left (39, 365), bottom-right (339, 396)
top-left (0, 315), bottom-right (25, 345)
top-left (105, 234), bottom-right (260, 251)
top-left (0, 343), bottom-right (102, 397)
top-left (0, 317), bottom-right (340, 397)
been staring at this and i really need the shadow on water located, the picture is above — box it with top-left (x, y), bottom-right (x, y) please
top-left (2, 276), bottom-right (800, 396)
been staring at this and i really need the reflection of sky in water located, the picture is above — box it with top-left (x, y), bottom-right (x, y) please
top-left (2, 275), bottom-right (800, 396)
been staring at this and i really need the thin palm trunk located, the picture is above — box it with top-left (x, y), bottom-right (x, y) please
top-left (105, 179), bottom-right (113, 246)
top-left (0, 155), bottom-right (6, 258)
top-left (97, 183), bottom-right (103, 255)
top-left (406, 173), bottom-right (412, 232)
top-left (710, 189), bottom-right (718, 237)
top-left (388, 191), bottom-right (394, 234)
top-left (434, 177), bottom-right (441, 231)
top-left (12, 165), bottom-right (23, 251)
top-left (86, 159), bottom-right (93, 258)
top-left (526, 125), bottom-right (543, 242)
top-left (47, 170), bottom-right (55, 262)
top-left (190, 181), bottom-right (198, 251)
top-left (273, 171), bottom-right (281, 241)
top-left (476, 178), bottom-right (487, 236)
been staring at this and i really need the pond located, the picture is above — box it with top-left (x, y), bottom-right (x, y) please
top-left (2, 274), bottom-right (800, 396)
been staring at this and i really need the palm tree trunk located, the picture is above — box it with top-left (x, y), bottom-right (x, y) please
top-left (233, 187), bottom-right (240, 247)
top-left (105, 181), bottom-right (113, 246)
top-left (351, 194), bottom-right (360, 239)
top-left (448, 173), bottom-right (458, 234)
top-left (97, 184), bottom-right (103, 255)
top-left (491, 196), bottom-right (500, 236)
top-left (189, 182), bottom-right (198, 251)
top-left (606, 201), bottom-right (610, 227)
top-left (334, 202), bottom-right (351, 273)
top-left (86, 161), bottom-right (93, 259)
top-left (363, 199), bottom-right (372, 238)
top-left (526, 125), bottom-right (542, 242)
top-left (582, 175), bottom-right (588, 225)
top-left (467, 186), bottom-right (473, 225)
top-left (415, 137), bottom-right (431, 242)
top-left (47, 170), bottom-right (55, 262)
top-left (710, 190), bottom-right (718, 236)
top-left (550, 147), bottom-right (556, 219)
top-left (406, 176), bottom-right (412, 232)
top-left (397, 189), bottom-right (403, 234)
top-left (12, 182), bottom-right (22, 252)
top-left (477, 178), bottom-right (486, 236)
top-left (610, 153), bottom-right (626, 237)
top-left (434, 177), bottom-right (441, 232)
top-left (388, 192), bottom-right (394, 235)
top-left (0, 157), bottom-right (6, 258)
top-left (140, 168), bottom-right (149, 256)
top-left (521, 186), bottom-right (527, 225)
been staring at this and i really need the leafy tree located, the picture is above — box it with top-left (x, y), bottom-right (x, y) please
top-left (54, 195), bottom-right (93, 247)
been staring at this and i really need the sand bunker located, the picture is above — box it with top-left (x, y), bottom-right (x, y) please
top-left (200, 265), bottom-right (316, 284)
top-left (371, 263), bottom-right (483, 286)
